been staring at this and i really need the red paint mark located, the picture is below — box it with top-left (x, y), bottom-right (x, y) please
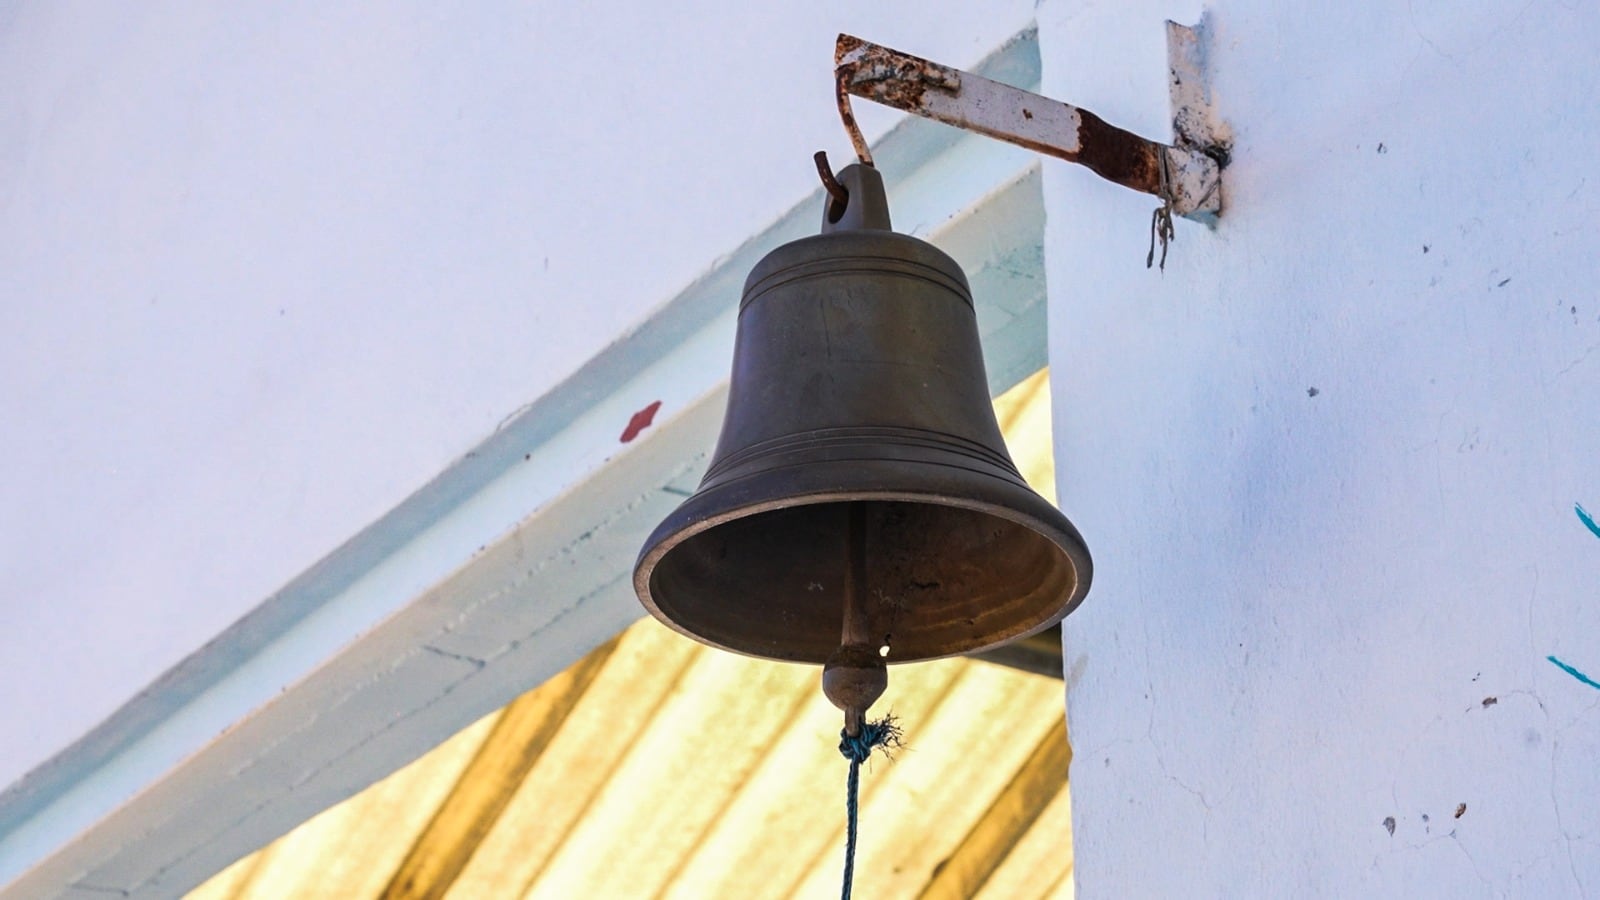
top-left (620, 400), bottom-right (662, 443)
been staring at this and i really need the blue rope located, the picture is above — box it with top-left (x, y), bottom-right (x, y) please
top-left (837, 717), bottom-right (901, 900)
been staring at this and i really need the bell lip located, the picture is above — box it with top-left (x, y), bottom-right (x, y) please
top-left (632, 484), bottom-right (1093, 664)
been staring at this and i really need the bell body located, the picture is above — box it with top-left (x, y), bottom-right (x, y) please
top-left (634, 166), bottom-right (1090, 664)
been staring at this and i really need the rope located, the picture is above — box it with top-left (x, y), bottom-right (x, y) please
top-left (1147, 149), bottom-right (1176, 271)
top-left (837, 716), bottom-right (902, 900)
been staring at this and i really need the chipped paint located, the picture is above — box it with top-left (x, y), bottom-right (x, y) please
top-left (620, 401), bottom-right (662, 443)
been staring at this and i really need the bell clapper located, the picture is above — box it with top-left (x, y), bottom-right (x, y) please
top-left (822, 503), bottom-right (888, 737)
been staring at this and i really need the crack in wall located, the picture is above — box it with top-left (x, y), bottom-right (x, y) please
top-left (420, 646), bottom-right (487, 669)
top-left (1549, 735), bottom-right (1586, 897)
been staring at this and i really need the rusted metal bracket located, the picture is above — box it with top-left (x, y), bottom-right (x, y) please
top-left (835, 25), bottom-right (1227, 222)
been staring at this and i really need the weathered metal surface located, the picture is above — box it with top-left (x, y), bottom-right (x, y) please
top-left (812, 151), bottom-right (850, 222)
top-left (835, 79), bottom-right (875, 167)
top-left (633, 164), bottom-right (1091, 667)
top-left (836, 32), bottom-right (1223, 219)
top-left (1166, 19), bottom-right (1230, 222)
top-left (836, 33), bottom-right (962, 109)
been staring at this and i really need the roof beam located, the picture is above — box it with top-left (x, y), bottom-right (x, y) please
top-left (915, 716), bottom-right (1070, 899)
top-left (378, 635), bottom-right (622, 900)
top-left (969, 625), bottom-right (1063, 679)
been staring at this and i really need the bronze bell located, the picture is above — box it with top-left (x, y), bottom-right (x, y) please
top-left (633, 161), bottom-right (1091, 678)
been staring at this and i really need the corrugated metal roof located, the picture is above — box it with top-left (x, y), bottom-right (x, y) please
top-left (189, 369), bottom-right (1072, 900)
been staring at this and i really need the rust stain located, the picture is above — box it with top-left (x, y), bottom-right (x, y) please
top-left (855, 74), bottom-right (933, 112)
top-left (835, 78), bottom-right (874, 167)
top-left (1074, 108), bottom-right (1162, 196)
top-left (836, 33), bottom-right (1196, 210)
top-left (834, 32), bottom-right (866, 67)
top-left (619, 400), bottom-right (662, 443)
top-left (835, 34), bottom-right (960, 114)
top-left (813, 150), bottom-right (850, 222)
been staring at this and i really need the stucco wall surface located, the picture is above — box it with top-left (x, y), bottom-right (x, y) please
top-left (1044, 1), bottom-right (1599, 895)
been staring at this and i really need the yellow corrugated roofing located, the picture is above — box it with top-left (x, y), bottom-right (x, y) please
top-left (190, 368), bottom-right (1072, 900)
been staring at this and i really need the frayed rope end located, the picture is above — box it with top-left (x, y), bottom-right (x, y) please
top-left (836, 715), bottom-right (902, 900)
top-left (838, 715), bottom-right (902, 764)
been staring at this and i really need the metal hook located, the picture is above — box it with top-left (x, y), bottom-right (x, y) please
top-left (814, 151), bottom-right (850, 223)
top-left (835, 75), bottom-right (875, 168)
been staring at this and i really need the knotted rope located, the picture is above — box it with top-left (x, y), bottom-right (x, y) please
top-left (837, 716), bottom-right (902, 900)
top-left (1147, 148), bottom-right (1176, 271)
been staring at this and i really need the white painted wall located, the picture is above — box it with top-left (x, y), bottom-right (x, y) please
top-left (1044, 1), bottom-right (1600, 894)
top-left (0, 1), bottom-right (1036, 792)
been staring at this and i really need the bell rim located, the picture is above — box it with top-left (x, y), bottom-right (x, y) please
top-left (633, 483), bottom-right (1092, 664)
